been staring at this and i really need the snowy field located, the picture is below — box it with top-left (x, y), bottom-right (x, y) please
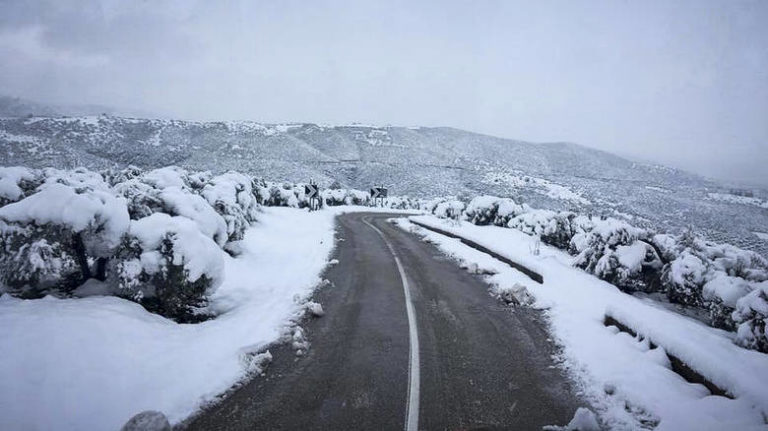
top-left (0, 207), bottom-right (345, 430)
top-left (398, 216), bottom-right (768, 430)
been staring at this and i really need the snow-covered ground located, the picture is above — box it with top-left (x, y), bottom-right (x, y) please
top-left (708, 192), bottom-right (768, 209)
top-left (482, 170), bottom-right (590, 205)
top-left (398, 216), bottom-right (768, 430)
top-left (0, 207), bottom-right (344, 430)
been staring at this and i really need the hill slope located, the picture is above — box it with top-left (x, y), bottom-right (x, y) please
top-left (1, 114), bottom-right (766, 255)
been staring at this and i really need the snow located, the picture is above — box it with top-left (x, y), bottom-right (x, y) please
top-left (0, 129), bottom-right (40, 144)
top-left (615, 242), bottom-right (648, 272)
top-left (432, 199), bottom-right (465, 219)
top-left (703, 273), bottom-right (751, 308)
top-left (708, 193), bottom-right (768, 209)
top-left (72, 279), bottom-right (117, 297)
top-left (0, 182), bottom-right (130, 250)
top-left (482, 170), bottom-right (590, 205)
top-left (0, 205), bottom-right (416, 430)
top-left (399, 215), bottom-right (768, 430)
top-left (130, 213), bottom-right (225, 285)
top-left (0, 207), bottom-right (337, 430)
top-left (544, 407), bottom-right (601, 431)
top-left (754, 231), bottom-right (768, 241)
top-left (645, 186), bottom-right (670, 193)
top-left (669, 252), bottom-right (707, 287)
top-left (141, 166), bottom-right (190, 190)
top-left (0, 166), bottom-right (35, 201)
top-left (158, 187), bottom-right (228, 246)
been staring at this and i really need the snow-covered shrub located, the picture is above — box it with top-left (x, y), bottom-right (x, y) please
top-left (113, 170), bottom-right (229, 246)
top-left (382, 196), bottom-right (420, 210)
top-left (453, 191), bottom-right (768, 349)
top-left (0, 221), bottom-right (79, 296)
top-left (0, 181), bottom-right (130, 294)
top-left (102, 165), bottom-right (144, 186)
top-left (258, 183), bottom-right (302, 207)
top-left (0, 166), bottom-right (40, 206)
top-left (571, 219), bottom-right (663, 292)
top-left (648, 233), bottom-right (678, 264)
top-left (464, 196), bottom-right (502, 225)
top-left (199, 171), bottom-right (261, 245)
top-left (464, 195), bottom-right (527, 226)
top-left (732, 281), bottom-right (768, 353)
top-left (320, 188), bottom-right (371, 206)
top-left (113, 178), bottom-right (166, 219)
top-left (541, 212), bottom-right (591, 249)
top-left (701, 241), bottom-right (768, 282)
top-left (508, 209), bottom-right (559, 237)
top-left (431, 199), bottom-right (465, 220)
top-left (658, 232), bottom-right (768, 329)
top-left (320, 188), bottom-right (345, 206)
top-left (112, 214), bottom-right (224, 322)
top-left (662, 249), bottom-right (708, 308)
top-left (702, 272), bottom-right (751, 330)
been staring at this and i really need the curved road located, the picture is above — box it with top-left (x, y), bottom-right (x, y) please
top-left (185, 213), bottom-right (584, 430)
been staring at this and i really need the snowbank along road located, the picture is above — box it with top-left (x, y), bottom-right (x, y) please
top-left (185, 212), bottom-right (585, 430)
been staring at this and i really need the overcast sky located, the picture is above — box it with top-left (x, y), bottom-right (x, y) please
top-left (1, 0), bottom-right (766, 185)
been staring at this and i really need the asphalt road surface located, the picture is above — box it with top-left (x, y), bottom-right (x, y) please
top-left (185, 212), bottom-right (585, 431)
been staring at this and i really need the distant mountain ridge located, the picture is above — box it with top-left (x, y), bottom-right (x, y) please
top-left (0, 95), bottom-right (155, 119)
top-left (0, 112), bottom-right (767, 256)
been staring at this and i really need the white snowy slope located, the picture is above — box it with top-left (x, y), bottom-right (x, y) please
top-left (2, 114), bottom-right (768, 258)
top-left (0, 207), bottom-right (340, 430)
top-left (398, 216), bottom-right (768, 431)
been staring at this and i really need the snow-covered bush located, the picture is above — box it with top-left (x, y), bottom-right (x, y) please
top-left (113, 169), bottom-right (229, 246)
top-left (0, 165), bottom-right (259, 320)
top-left (464, 195), bottom-right (528, 226)
top-left (702, 272), bottom-right (751, 330)
top-left (257, 183), bottom-right (302, 207)
top-left (0, 221), bottom-right (79, 296)
top-left (659, 231), bottom-right (768, 329)
top-left (732, 282), bottom-right (768, 353)
top-left (0, 181), bottom-right (130, 295)
top-left (464, 196), bottom-right (502, 225)
top-left (0, 166), bottom-right (40, 206)
top-left (572, 219), bottom-right (662, 292)
top-left (431, 199), bottom-right (465, 220)
top-left (112, 214), bottom-right (225, 322)
top-left (461, 195), bottom-right (589, 250)
top-left (543, 213), bottom-right (592, 249)
top-left (701, 241), bottom-right (768, 282)
top-left (437, 191), bottom-right (768, 351)
top-left (321, 188), bottom-right (371, 206)
top-left (201, 171), bottom-right (260, 243)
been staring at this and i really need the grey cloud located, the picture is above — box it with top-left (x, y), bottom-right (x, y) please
top-left (0, 0), bottom-right (766, 185)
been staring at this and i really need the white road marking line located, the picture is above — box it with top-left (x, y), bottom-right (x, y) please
top-left (363, 217), bottom-right (420, 431)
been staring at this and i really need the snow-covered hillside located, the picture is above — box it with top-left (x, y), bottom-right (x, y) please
top-left (1, 115), bottom-right (767, 258)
